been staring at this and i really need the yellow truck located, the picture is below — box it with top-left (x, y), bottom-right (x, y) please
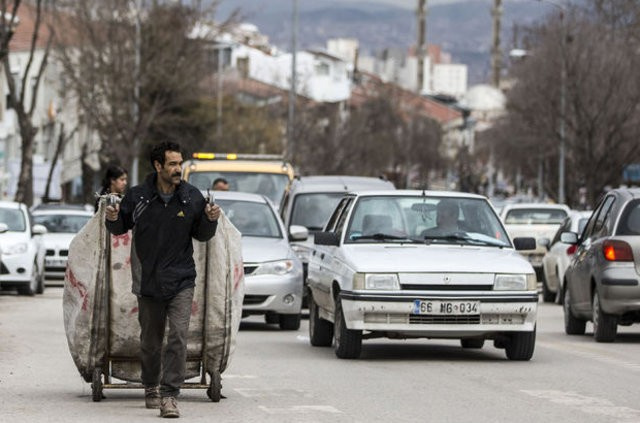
top-left (182, 153), bottom-right (295, 207)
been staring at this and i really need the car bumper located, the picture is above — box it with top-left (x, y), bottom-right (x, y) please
top-left (242, 272), bottom-right (303, 314)
top-left (340, 291), bottom-right (538, 337)
top-left (0, 254), bottom-right (34, 286)
top-left (598, 265), bottom-right (640, 314)
top-left (44, 257), bottom-right (68, 282)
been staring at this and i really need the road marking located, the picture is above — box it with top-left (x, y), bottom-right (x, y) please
top-left (537, 340), bottom-right (640, 373)
top-left (221, 374), bottom-right (258, 379)
top-left (235, 388), bottom-right (313, 398)
top-left (522, 390), bottom-right (640, 420)
top-left (296, 335), bottom-right (310, 342)
top-left (258, 405), bottom-right (342, 415)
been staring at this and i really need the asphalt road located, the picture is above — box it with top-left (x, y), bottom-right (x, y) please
top-left (2, 288), bottom-right (640, 422)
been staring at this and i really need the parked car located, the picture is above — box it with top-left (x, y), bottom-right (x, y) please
top-left (213, 191), bottom-right (305, 330)
top-left (308, 190), bottom-right (538, 360)
top-left (0, 200), bottom-right (47, 295)
top-left (539, 210), bottom-right (592, 303)
top-left (279, 175), bottom-right (395, 303)
top-left (562, 188), bottom-right (640, 342)
top-left (32, 205), bottom-right (93, 285)
top-left (500, 203), bottom-right (570, 281)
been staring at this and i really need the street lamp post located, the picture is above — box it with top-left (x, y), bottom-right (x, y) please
top-left (287, 0), bottom-right (298, 161)
top-left (538, 0), bottom-right (567, 204)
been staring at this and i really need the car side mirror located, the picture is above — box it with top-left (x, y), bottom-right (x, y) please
top-left (0, 223), bottom-right (8, 233)
top-left (314, 231), bottom-right (340, 246)
top-left (538, 237), bottom-right (551, 250)
top-left (513, 237), bottom-right (536, 251)
top-left (289, 225), bottom-right (309, 242)
top-left (32, 224), bottom-right (48, 235)
top-left (560, 231), bottom-right (579, 245)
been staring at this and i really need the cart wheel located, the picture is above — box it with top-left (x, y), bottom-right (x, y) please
top-left (207, 371), bottom-right (222, 402)
top-left (91, 367), bottom-right (104, 402)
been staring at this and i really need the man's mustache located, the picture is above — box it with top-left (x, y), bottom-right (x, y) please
top-left (172, 172), bottom-right (181, 177)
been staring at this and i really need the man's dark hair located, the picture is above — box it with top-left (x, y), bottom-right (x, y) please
top-left (212, 177), bottom-right (228, 186)
top-left (150, 141), bottom-right (182, 168)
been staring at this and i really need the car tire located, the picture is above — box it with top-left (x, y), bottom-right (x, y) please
top-left (592, 290), bottom-right (617, 343)
top-left (505, 328), bottom-right (536, 361)
top-left (334, 298), bottom-right (362, 359)
top-left (460, 338), bottom-right (484, 349)
top-left (541, 270), bottom-right (555, 303)
top-left (279, 313), bottom-right (301, 330)
top-left (36, 265), bottom-right (45, 295)
top-left (309, 295), bottom-right (333, 346)
top-left (563, 283), bottom-right (586, 335)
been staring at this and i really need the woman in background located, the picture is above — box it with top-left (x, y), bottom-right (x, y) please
top-left (94, 164), bottom-right (128, 212)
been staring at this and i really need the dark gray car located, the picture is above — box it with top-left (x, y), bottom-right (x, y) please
top-left (562, 188), bottom-right (640, 342)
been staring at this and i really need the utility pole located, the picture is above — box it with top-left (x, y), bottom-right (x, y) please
top-left (416, 0), bottom-right (427, 93)
top-left (491, 0), bottom-right (502, 88)
top-left (287, 0), bottom-right (298, 161)
top-left (131, 0), bottom-right (142, 185)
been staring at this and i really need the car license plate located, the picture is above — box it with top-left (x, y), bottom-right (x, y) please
top-left (47, 259), bottom-right (67, 267)
top-left (412, 300), bottom-right (479, 315)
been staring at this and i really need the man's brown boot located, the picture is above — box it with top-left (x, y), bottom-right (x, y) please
top-left (144, 386), bottom-right (161, 409)
top-left (160, 396), bottom-right (180, 418)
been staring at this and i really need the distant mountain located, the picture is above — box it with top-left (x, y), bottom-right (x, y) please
top-left (216, 0), bottom-right (559, 84)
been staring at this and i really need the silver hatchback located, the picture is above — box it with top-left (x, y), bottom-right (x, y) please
top-left (562, 188), bottom-right (640, 342)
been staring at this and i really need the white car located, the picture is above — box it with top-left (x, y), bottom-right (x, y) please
top-left (213, 191), bottom-right (306, 330)
top-left (539, 210), bottom-right (592, 303)
top-left (308, 190), bottom-right (538, 360)
top-left (500, 203), bottom-right (571, 281)
top-left (32, 205), bottom-right (93, 285)
top-left (0, 201), bottom-right (47, 295)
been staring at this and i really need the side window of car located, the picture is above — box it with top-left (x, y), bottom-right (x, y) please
top-left (592, 196), bottom-right (615, 239)
top-left (551, 217), bottom-right (570, 245)
top-left (325, 197), bottom-right (350, 232)
top-left (581, 198), bottom-right (605, 239)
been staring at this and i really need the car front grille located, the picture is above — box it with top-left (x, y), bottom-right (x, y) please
top-left (46, 249), bottom-right (55, 256)
top-left (244, 266), bottom-right (257, 276)
top-left (59, 250), bottom-right (69, 257)
top-left (401, 284), bottom-right (493, 291)
top-left (409, 314), bottom-right (481, 324)
top-left (243, 295), bottom-right (268, 305)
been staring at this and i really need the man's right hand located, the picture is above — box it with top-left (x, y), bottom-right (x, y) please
top-left (106, 204), bottom-right (120, 222)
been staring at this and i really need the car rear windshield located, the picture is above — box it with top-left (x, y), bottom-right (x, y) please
top-left (216, 199), bottom-right (282, 238)
top-left (616, 199), bottom-right (640, 235)
top-left (291, 193), bottom-right (344, 231)
top-left (0, 207), bottom-right (26, 231)
top-left (33, 214), bottom-right (91, 233)
top-left (187, 172), bottom-right (289, 205)
top-left (504, 208), bottom-right (567, 224)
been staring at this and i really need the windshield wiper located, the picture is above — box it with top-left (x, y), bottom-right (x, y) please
top-left (423, 233), bottom-right (506, 247)
top-left (352, 233), bottom-right (416, 242)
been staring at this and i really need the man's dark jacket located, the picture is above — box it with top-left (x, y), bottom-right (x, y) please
top-left (105, 173), bottom-right (217, 300)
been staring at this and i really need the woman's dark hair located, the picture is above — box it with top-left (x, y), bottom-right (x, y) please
top-left (101, 164), bottom-right (128, 193)
top-left (150, 141), bottom-right (182, 168)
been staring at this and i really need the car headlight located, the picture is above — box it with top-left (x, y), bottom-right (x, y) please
top-left (290, 244), bottom-right (311, 262)
top-left (494, 274), bottom-right (537, 291)
top-left (353, 273), bottom-right (400, 290)
top-left (4, 242), bottom-right (28, 255)
top-left (252, 260), bottom-right (296, 276)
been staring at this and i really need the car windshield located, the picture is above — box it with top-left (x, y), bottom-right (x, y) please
top-left (504, 208), bottom-right (568, 224)
top-left (33, 214), bottom-right (91, 233)
top-left (345, 196), bottom-right (510, 247)
top-left (217, 199), bottom-right (282, 238)
top-left (0, 207), bottom-right (26, 231)
top-left (291, 193), bottom-right (344, 231)
top-left (188, 172), bottom-right (289, 205)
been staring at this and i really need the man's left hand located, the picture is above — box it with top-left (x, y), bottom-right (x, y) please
top-left (205, 204), bottom-right (221, 222)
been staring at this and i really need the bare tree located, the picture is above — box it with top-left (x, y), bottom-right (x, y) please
top-left (496, 2), bottom-right (640, 205)
top-left (2, 0), bottom-right (54, 206)
top-left (55, 0), bottom-right (231, 193)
